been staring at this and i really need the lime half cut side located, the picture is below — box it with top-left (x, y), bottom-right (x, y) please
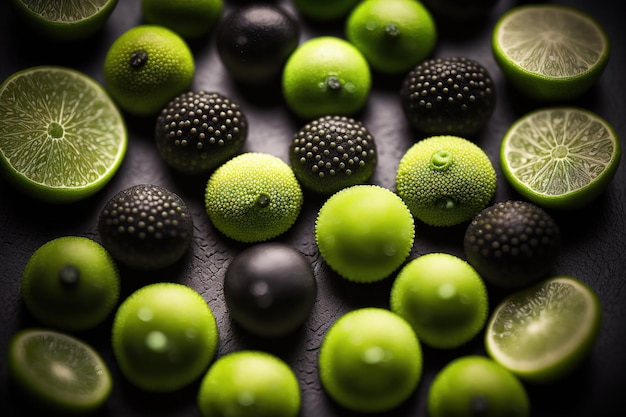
top-left (485, 276), bottom-right (601, 383)
top-left (0, 66), bottom-right (127, 203)
top-left (8, 328), bottom-right (113, 413)
top-left (500, 107), bottom-right (620, 209)
top-left (492, 4), bottom-right (610, 101)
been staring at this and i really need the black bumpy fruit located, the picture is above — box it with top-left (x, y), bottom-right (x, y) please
top-left (216, 4), bottom-right (300, 84)
top-left (289, 115), bottom-right (377, 194)
top-left (155, 91), bottom-right (248, 175)
top-left (401, 56), bottom-right (496, 136)
top-left (98, 184), bottom-right (194, 270)
top-left (464, 200), bottom-right (561, 289)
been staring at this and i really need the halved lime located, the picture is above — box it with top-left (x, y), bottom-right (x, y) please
top-left (492, 4), bottom-right (610, 101)
top-left (7, 328), bottom-right (113, 413)
top-left (485, 276), bottom-right (602, 383)
top-left (0, 66), bottom-right (127, 203)
top-left (500, 107), bottom-right (621, 209)
top-left (11, 0), bottom-right (119, 41)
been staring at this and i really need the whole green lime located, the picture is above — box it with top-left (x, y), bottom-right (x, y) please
top-left (315, 185), bottom-right (415, 283)
top-left (428, 355), bottom-right (530, 417)
top-left (205, 152), bottom-right (303, 243)
top-left (197, 350), bottom-right (301, 417)
top-left (21, 236), bottom-right (120, 331)
top-left (111, 282), bottom-right (219, 392)
top-left (395, 135), bottom-right (496, 227)
top-left (142, 0), bottom-right (223, 39)
top-left (319, 308), bottom-right (423, 413)
top-left (103, 24), bottom-right (195, 115)
top-left (390, 253), bottom-right (488, 349)
top-left (282, 36), bottom-right (371, 119)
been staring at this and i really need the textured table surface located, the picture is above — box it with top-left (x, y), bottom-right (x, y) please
top-left (1, 1), bottom-right (624, 416)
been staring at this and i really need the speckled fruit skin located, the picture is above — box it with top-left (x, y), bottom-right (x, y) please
top-left (315, 185), bottom-right (415, 283)
top-left (155, 91), bottom-right (248, 174)
top-left (289, 115), bottom-right (377, 194)
top-left (224, 242), bottom-right (317, 337)
top-left (401, 57), bottom-right (496, 137)
top-left (216, 3), bottom-right (299, 84)
top-left (464, 200), bottom-right (561, 289)
top-left (98, 184), bottom-right (194, 270)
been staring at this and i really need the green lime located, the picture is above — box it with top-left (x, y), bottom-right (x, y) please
top-left (197, 350), bottom-right (301, 417)
top-left (390, 253), bottom-right (488, 349)
top-left (485, 276), bottom-right (602, 383)
top-left (8, 328), bottom-right (112, 413)
top-left (142, 0), bottom-right (223, 39)
top-left (318, 307), bottom-right (423, 413)
top-left (315, 185), bottom-right (415, 283)
top-left (0, 66), bottom-right (127, 203)
top-left (293, 0), bottom-right (361, 21)
top-left (21, 236), bottom-right (120, 332)
top-left (500, 107), bottom-right (621, 209)
top-left (395, 135), bottom-right (497, 227)
top-left (282, 36), bottom-right (371, 119)
top-left (103, 24), bottom-right (195, 116)
top-left (204, 152), bottom-right (303, 243)
top-left (492, 4), bottom-right (610, 101)
top-left (11, 0), bottom-right (118, 41)
top-left (345, 0), bottom-right (437, 74)
top-left (428, 355), bottom-right (530, 417)
top-left (111, 282), bottom-right (219, 392)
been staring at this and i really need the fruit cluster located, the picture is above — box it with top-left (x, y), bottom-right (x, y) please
top-left (2, 0), bottom-right (619, 417)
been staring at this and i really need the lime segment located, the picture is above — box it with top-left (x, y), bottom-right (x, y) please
top-left (0, 66), bottom-right (127, 203)
top-left (8, 328), bottom-right (113, 413)
top-left (500, 107), bottom-right (621, 209)
top-left (485, 276), bottom-right (602, 383)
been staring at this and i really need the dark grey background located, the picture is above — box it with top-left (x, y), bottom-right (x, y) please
top-left (1, 0), bottom-right (624, 416)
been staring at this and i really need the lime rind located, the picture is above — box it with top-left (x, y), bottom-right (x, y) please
top-left (8, 328), bottom-right (113, 413)
top-left (485, 276), bottom-right (602, 383)
top-left (0, 66), bottom-right (128, 203)
top-left (500, 107), bottom-right (621, 209)
top-left (492, 4), bottom-right (610, 101)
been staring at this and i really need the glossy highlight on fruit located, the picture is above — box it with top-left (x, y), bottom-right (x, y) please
top-left (224, 242), bottom-right (317, 337)
top-left (155, 91), bottom-right (248, 174)
top-left (98, 184), bottom-right (194, 270)
top-left (289, 115), bottom-right (377, 194)
top-left (315, 185), bottom-right (415, 283)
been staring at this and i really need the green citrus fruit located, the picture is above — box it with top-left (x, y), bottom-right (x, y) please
top-left (0, 66), bottom-right (127, 203)
top-left (500, 106), bottom-right (621, 209)
top-left (485, 276), bottom-right (602, 383)
top-left (197, 350), bottom-right (301, 417)
top-left (428, 355), bottom-right (530, 417)
top-left (8, 328), bottom-right (113, 413)
top-left (390, 253), bottom-right (488, 349)
top-left (204, 152), bottom-right (303, 243)
top-left (318, 307), bottom-right (423, 413)
top-left (282, 36), bottom-right (371, 119)
top-left (11, 0), bottom-right (119, 41)
top-left (103, 24), bottom-right (195, 115)
top-left (293, 0), bottom-right (361, 21)
top-left (21, 236), bottom-right (120, 332)
top-left (142, 0), bottom-right (223, 39)
top-left (111, 282), bottom-right (219, 392)
top-left (492, 4), bottom-right (610, 101)
top-left (395, 135), bottom-right (497, 227)
top-left (315, 185), bottom-right (415, 283)
top-left (345, 0), bottom-right (437, 74)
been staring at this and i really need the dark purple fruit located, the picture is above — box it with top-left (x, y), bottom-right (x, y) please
top-left (289, 115), bottom-right (377, 194)
top-left (98, 184), bottom-right (194, 270)
top-left (155, 91), bottom-right (248, 175)
top-left (216, 4), bottom-right (300, 84)
top-left (224, 242), bottom-right (317, 337)
top-left (464, 200), bottom-right (561, 289)
top-left (400, 56), bottom-right (496, 137)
